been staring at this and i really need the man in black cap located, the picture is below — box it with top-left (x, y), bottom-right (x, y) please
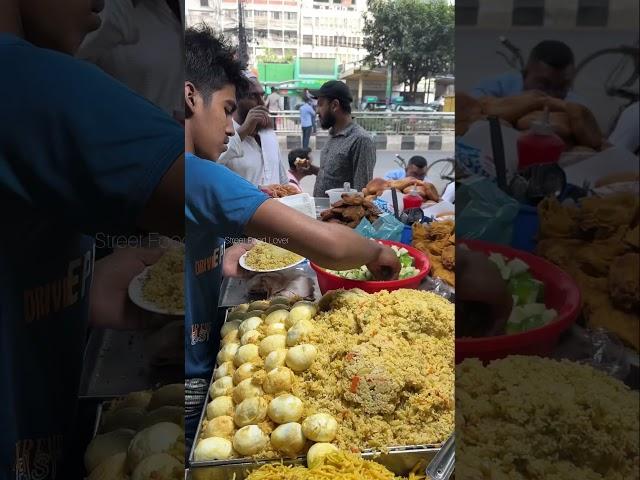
top-left (310, 80), bottom-right (376, 197)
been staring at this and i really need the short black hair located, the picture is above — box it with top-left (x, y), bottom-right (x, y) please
top-left (407, 156), bottom-right (427, 169)
top-left (185, 24), bottom-right (249, 103)
top-left (528, 40), bottom-right (575, 69)
top-left (288, 147), bottom-right (311, 169)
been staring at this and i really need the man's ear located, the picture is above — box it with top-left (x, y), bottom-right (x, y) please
top-left (185, 82), bottom-right (197, 117)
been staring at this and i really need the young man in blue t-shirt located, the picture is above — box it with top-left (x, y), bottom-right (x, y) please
top-left (0, 1), bottom-right (184, 477)
top-left (183, 26), bottom-right (401, 451)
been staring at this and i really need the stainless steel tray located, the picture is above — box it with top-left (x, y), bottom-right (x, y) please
top-left (79, 328), bottom-right (183, 398)
top-left (189, 308), bottom-right (443, 478)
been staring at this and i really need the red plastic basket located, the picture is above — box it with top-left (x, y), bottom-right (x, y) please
top-left (456, 239), bottom-right (581, 363)
top-left (310, 240), bottom-right (430, 294)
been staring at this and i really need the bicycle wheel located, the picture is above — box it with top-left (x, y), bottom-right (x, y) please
top-left (427, 158), bottom-right (455, 181)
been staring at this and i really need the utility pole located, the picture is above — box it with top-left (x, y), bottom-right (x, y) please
top-left (237, 0), bottom-right (249, 66)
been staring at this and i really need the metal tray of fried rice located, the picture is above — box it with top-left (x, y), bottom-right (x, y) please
top-left (188, 307), bottom-right (445, 479)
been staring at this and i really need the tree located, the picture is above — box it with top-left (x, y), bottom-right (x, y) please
top-left (362, 0), bottom-right (454, 96)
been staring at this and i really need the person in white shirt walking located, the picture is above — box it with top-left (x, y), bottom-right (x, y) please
top-left (265, 87), bottom-right (283, 131)
top-left (218, 76), bottom-right (288, 186)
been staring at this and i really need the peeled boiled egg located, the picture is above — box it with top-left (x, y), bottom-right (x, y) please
top-left (264, 309), bottom-right (289, 326)
top-left (221, 330), bottom-right (240, 345)
top-left (209, 376), bottom-right (234, 398)
top-left (264, 349), bottom-right (288, 372)
top-left (234, 397), bottom-right (268, 427)
top-left (270, 423), bottom-right (306, 457)
top-left (194, 437), bottom-right (234, 461)
top-left (258, 335), bottom-right (287, 358)
top-left (233, 363), bottom-right (261, 385)
top-left (206, 396), bottom-right (234, 419)
top-left (286, 302), bottom-right (317, 328)
top-left (285, 344), bottom-right (317, 372)
top-left (234, 344), bottom-right (260, 367)
top-left (301, 413), bottom-right (338, 442)
top-left (307, 442), bottom-right (339, 469)
top-left (265, 322), bottom-right (287, 336)
top-left (286, 319), bottom-right (314, 347)
top-left (262, 367), bottom-right (294, 395)
top-left (220, 320), bottom-right (242, 338)
top-left (203, 416), bottom-right (235, 439)
top-left (267, 394), bottom-right (303, 424)
top-left (232, 425), bottom-right (268, 456)
top-left (240, 330), bottom-right (262, 346)
top-left (232, 378), bottom-right (264, 404)
top-left (217, 343), bottom-right (240, 365)
top-left (214, 361), bottom-right (235, 380)
top-left (239, 317), bottom-right (263, 337)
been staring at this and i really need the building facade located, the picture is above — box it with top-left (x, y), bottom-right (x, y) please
top-left (186, 0), bottom-right (369, 68)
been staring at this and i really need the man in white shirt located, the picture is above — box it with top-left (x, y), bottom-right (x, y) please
top-left (218, 77), bottom-right (289, 185)
top-left (77, 0), bottom-right (184, 119)
top-left (609, 102), bottom-right (639, 155)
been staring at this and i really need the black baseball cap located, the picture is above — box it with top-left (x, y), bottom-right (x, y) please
top-left (309, 80), bottom-right (353, 103)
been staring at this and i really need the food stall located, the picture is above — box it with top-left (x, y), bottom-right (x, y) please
top-left (185, 181), bottom-right (457, 479)
top-left (453, 92), bottom-right (639, 479)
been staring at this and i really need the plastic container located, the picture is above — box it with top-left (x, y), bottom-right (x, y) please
top-left (517, 109), bottom-right (565, 170)
top-left (456, 239), bottom-right (581, 363)
top-left (276, 193), bottom-right (317, 218)
top-left (510, 204), bottom-right (539, 253)
top-left (325, 188), bottom-right (360, 205)
top-left (400, 224), bottom-right (413, 245)
top-left (310, 240), bottom-right (430, 294)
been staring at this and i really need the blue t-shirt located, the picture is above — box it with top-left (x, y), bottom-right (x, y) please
top-left (0, 34), bottom-right (183, 478)
top-left (184, 153), bottom-right (268, 381)
top-left (383, 168), bottom-right (406, 180)
top-left (300, 103), bottom-right (315, 128)
top-left (469, 71), bottom-right (586, 105)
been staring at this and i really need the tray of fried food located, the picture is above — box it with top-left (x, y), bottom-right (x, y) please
top-left (457, 90), bottom-right (607, 152)
top-left (320, 193), bottom-right (381, 228)
top-left (412, 220), bottom-right (455, 287)
top-left (537, 193), bottom-right (640, 352)
top-left (262, 184), bottom-right (300, 198)
top-left (362, 177), bottom-right (440, 203)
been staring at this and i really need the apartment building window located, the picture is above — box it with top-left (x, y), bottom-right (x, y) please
top-left (286, 12), bottom-right (297, 21)
top-left (576, 0), bottom-right (609, 26)
top-left (270, 30), bottom-right (283, 40)
top-left (512, 0), bottom-right (545, 26)
top-left (456, 0), bottom-right (479, 26)
top-left (272, 11), bottom-right (281, 19)
top-left (303, 35), bottom-right (313, 45)
top-left (285, 30), bottom-right (297, 41)
top-left (200, 0), bottom-right (209, 6)
top-left (255, 10), bottom-right (267, 18)
top-left (256, 29), bottom-right (268, 39)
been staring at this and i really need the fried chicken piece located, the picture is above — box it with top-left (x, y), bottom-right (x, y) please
top-left (576, 239), bottom-right (629, 277)
top-left (478, 91), bottom-right (548, 124)
top-left (389, 177), bottom-right (419, 192)
top-left (430, 255), bottom-right (455, 286)
top-left (609, 253), bottom-right (640, 312)
top-left (587, 304), bottom-right (640, 351)
top-left (578, 193), bottom-right (639, 237)
top-left (332, 200), bottom-right (346, 208)
top-left (342, 205), bottom-right (366, 223)
top-left (320, 209), bottom-right (336, 221)
top-left (341, 193), bottom-right (364, 206)
top-left (364, 178), bottom-right (389, 196)
top-left (441, 245), bottom-right (455, 270)
top-left (416, 182), bottom-right (440, 202)
top-left (537, 196), bottom-right (578, 239)
top-left (537, 239), bottom-right (582, 269)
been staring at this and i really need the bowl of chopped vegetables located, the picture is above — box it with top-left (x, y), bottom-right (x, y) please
top-left (310, 240), bottom-right (429, 294)
top-left (456, 239), bottom-right (581, 363)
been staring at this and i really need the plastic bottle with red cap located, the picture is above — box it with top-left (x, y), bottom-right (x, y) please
top-left (402, 185), bottom-right (423, 211)
top-left (517, 107), bottom-right (565, 171)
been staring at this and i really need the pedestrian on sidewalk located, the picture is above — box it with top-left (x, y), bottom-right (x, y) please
top-left (299, 99), bottom-right (315, 149)
top-left (265, 87), bottom-right (283, 131)
top-left (311, 81), bottom-right (376, 197)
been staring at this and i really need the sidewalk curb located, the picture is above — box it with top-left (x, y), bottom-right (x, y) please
top-left (278, 134), bottom-right (453, 151)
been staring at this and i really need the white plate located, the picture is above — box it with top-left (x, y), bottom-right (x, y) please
top-left (128, 266), bottom-right (185, 316)
top-left (239, 252), bottom-right (306, 273)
